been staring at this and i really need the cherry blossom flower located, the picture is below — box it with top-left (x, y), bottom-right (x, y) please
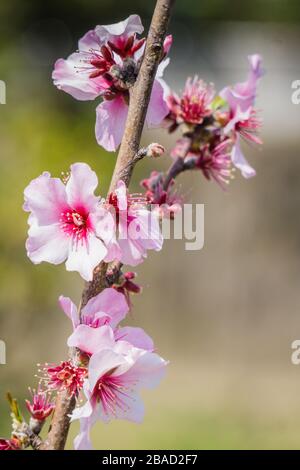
top-left (220, 54), bottom-right (263, 113)
top-left (218, 54), bottom-right (263, 178)
top-left (0, 438), bottom-right (20, 451)
top-left (187, 139), bottom-right (233, 189)
top-left (71, 336), bottom-right (168, 449)
top-left (166, 77), bottom-right (215, 130)
top-left (141, 171), bottom-right (182, 218)
top-left (41, 361), bottom-right (87, 396)
top-left (24, 162), bottom-right (114, 281)
top-left (105, 180), bottom-right (163, 266)
top-left (59, 288), bottom-right (154, 355)
top-left (25, 387), bottom-right (54, 421)
top-left (223, 106), bottom-right (262, 178)
top-left (52, 15), bottom-right (170, 151)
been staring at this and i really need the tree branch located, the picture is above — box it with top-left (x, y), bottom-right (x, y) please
top-left (40, 0), bottom-right (174, 450)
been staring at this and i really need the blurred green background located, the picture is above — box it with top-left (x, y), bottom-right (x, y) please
top-left (1, 0), bottom-right (300, 449)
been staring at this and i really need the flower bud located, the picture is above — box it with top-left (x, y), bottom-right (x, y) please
top-left (146, 143), bottom-right (165, 158)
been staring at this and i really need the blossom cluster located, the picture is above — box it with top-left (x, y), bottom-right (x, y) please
top-left (166, 55), bottom-right (263, 186)
top-left (1, 13), bottom-right (264, 451)
top-left (23, 163), bottom-right (162, 281)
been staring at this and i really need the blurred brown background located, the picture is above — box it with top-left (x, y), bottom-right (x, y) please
top-left (1, 0), bottom-right (300, 449)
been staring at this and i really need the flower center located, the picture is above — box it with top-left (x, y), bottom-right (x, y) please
top-left (92, 374), bottom-right (131, 416)
top-left (43, 361), bottom-right (87, 396)
top-left (60, 209), bottom-right (89, 242)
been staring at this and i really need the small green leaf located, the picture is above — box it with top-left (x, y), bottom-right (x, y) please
top-left (6, 392), bottom-right (23, 423)
top-left (211, 95), bottom-right (227, 110)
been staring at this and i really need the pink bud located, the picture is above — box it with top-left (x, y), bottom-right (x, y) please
top-left (0, 438), bottom-right (20, 451)
top-left (25, 387), bottom-right (55, 421)
top-left (163, 34), bottom-right (173, 55)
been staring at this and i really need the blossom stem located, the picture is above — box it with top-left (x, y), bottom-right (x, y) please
top-left (40, 0), bottom-right (175, 450)
top-left (163, 156), bottom-right (197, 190)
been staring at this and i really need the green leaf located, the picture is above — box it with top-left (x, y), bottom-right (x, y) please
top-left (6, 392), bottom-right (23, 423)
top-left (211, 95), bottom-right (227, 110)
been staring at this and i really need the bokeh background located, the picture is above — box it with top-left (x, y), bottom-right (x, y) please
top-left (1, 0), bottom-right (300, 449)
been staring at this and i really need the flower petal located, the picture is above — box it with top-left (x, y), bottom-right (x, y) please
top-left (95, 15), bottom-right (143, 42)
top-left (24, 172), bottom-right (67, 226)
top-left (71, 396), bottom-right (93, 422)
top-left (231, 136), bottom-right (256, 179)
top-left (146, 79), bottom-right (169, 127)
top-left (220, 54), bottom-right (263, 113)
top-left (67, 324), bottom-right (115, 355)
top-left (88, 348), bottom-right (127, 391)
top-left (26, 223), bottom-right (69, 265)
top-left (95, 96), bottom-right (128, 151)
top-left (82, 288), bottom-right (129, 328)
top-left (122, 350), bottom-right (168, 390)
top-left (65, 162), bottom-right (99, 212)
top-left (128, 209), bottom-right (163, 251)
top-left (52, 54), bottom-right (108, 101)
top-left (65, 234), bottom-right (107, 281)
top-left (58, 296), bottom-right (79, 329)
top-left (78, 29), bottom-right (102, 52)
top-left (74, 418), bottom-right (93, 450)
top-left (115, 327), bottom-right (154, 351)
top-left (118, 237), bottom-right (145, 266)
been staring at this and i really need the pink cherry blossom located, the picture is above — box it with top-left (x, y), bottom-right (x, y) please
top-left (220, 54), bottom-right (263, 113)
top-left (25, 387), bottom-right (54, 421)
top-left (0, 438), bottom-right (20, 451)
top-left (59, 288), bottom-right (154, 355)
top-left (218, 55), bottom-right (263, 178)
top-left (95, 62), bottom-right (169, 151)
top-left (52, 16), bottom-right (170, 151)
top-left (141, 171), bottom-right (182, 219)
top-left (41, 361), bottom-right (87, 396)
top-left (166, 76), bottom-right (215, 129)
top-left (24, 162), bottom-right (115, 281)
top-left (71, 338), bottom-right (168, 449)
top-left (223, 106), bottom-right (262, 178)
top-left (106, 180), bottom-right (163, 266)
top-left (190, 139), bottom-right (233, 189)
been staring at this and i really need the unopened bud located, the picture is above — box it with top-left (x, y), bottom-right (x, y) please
top-left (163, 35), bottom-right (173, 56)
top-left (146, 143), bottom-right (165, 158)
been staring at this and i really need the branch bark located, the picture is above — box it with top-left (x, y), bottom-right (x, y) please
top-left (40, 0), bottom-right (174, 451)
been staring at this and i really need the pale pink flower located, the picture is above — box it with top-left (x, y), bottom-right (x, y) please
top-left (220, 54), bottom-right (263, 113)
top-left (24, 162), bottom-right (115, 281)
top-left (52, 15), bottom-right (170, 151)
top-left (141, 171), bottom-right (182, 219)
top-left (25, 387), bottom-right (54, 421)
top-left (59, 288), bottom-right (154, 355)
top-left (223, 106), bottom-right (262, 178)
top-left (71, 336), bottom-right (168, 449)
top-left (105, 180), bottom-right (163, 266)
top-left (166, 77), bottom-right (215, 129)
top-left (192, 139), bottom-right (233, 189)
top-left (218, 55), bottom-right (263, 178)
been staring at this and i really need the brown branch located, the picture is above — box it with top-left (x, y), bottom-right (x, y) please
top-left (40, 0), bottom-right (174, 450)
top-left (108, 0), bottom-right (174, 193)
